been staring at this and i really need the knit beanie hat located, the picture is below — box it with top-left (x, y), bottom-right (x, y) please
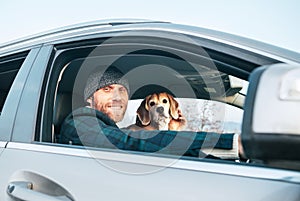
top-left (84, 67), bottom-right (130, 100)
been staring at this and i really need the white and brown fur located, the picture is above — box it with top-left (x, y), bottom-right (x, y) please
top-left (127, 92), bottom-right (186, 131)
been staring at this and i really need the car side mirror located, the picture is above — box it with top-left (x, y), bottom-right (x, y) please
top-left (242, 63), bottom-right (300, 170)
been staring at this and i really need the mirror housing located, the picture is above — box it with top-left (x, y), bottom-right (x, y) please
top-left (242, 64), bottom-right (300, 169)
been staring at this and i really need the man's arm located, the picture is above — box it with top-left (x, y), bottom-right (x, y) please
top-left (59, 107), bottom-right (237, 158)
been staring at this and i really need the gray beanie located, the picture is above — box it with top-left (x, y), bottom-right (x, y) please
top-left (84, 67), bottom-right (130, 100)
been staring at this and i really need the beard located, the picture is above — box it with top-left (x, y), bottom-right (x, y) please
top-left (96, 101), bottom-right (127, 123)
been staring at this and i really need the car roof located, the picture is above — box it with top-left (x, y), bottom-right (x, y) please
top-left (0, 19), bottom-right (164, 54)
top-left (1, 18), bottom-right (300, 64)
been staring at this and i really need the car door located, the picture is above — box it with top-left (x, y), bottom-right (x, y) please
top-left (1, 25), bottom-right (300, 201)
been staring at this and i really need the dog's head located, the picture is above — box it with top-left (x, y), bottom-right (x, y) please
top-left (136, 92), bottom-right (180, 128)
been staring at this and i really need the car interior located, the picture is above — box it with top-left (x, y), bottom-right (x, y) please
top-left (51, 48), bottom-right (247, 145)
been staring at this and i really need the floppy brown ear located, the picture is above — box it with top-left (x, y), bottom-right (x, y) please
top-left (136, 98), bottom-right (151, 125)
top-left (167, 94), bottom-right (179, 119)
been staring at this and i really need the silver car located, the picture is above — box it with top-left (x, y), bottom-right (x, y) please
top-left (0, 19), bottom-right (299, 201)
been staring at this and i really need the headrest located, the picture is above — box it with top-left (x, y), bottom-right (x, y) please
top-left (53, 92), bottom-right (85, 134)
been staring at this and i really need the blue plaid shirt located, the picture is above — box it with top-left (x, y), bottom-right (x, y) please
top-left (59, 107), bottom-right (235, 157)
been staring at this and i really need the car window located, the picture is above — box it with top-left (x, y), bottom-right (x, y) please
top-left (0, 51), bottom-right (29, 115)
top-left (39, 36), bottom-right (251, 162)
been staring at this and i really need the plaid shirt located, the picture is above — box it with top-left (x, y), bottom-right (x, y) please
top-left (59, 107), bottom-right (235, 157)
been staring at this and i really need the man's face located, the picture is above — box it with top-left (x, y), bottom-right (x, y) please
top-left (91, 84), bottom-right (128, 122)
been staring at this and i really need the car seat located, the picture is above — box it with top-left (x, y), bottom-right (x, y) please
top-left (52, 60), bottom-right (87, 142)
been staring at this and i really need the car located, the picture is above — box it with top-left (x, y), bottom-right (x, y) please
top-left (0, 19), bottom-right (300, 201)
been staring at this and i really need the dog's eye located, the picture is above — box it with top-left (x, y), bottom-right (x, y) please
top-left (149, 101), bottom-right (155, 106)
top-left (162, 99), bottom-right (168, 104)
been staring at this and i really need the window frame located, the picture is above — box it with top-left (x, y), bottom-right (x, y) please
top-left (36, 33), bottom-right (274, 164)
top-left (0, 48), bottom-right (39, 141)
top-left (8, 45), bottom-right (53, 142)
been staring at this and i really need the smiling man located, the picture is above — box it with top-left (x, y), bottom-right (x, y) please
top-left (59, 66), bottom-right (242, 159)
top-left (84, 67), bottom-right (130, 123)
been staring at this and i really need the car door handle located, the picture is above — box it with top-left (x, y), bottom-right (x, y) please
top-left (7, 181), bottom-right (74, 201)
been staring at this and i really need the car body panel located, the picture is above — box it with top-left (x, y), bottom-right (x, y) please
top-left (1, 20), bottom-right (299, 64)
top-left (1, 142), bottom-right (300, 201)
top-left (11, 45), bottom-right (53, 142)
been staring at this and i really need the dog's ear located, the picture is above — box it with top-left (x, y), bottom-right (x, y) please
top-left (136, 97), bottom-right (151, 125)
top-left (167, 94), bottom-right (179, 119)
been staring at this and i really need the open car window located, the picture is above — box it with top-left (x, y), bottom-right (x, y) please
top-left (50, 52), bottom-right (246, 139)
top-left (39, 34), bottom-right (252, 161)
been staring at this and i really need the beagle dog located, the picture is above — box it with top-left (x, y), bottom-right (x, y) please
top-left (127, 92), bottom-right (186, 131)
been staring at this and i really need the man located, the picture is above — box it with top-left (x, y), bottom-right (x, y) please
top-left (59, 67), bottom-right (243, 159)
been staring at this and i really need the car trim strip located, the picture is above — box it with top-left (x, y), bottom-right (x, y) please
top-left (6, 142), bottom-right (300, 184)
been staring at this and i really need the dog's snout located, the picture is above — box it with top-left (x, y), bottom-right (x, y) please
top-left (156, 106), bottom-right (164, 114)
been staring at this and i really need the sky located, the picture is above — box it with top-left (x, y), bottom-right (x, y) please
top-left (0, 0), bottom-right (300, 52)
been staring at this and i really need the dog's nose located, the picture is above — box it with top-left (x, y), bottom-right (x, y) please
top-left (156, 106), bottom-right (164, 114)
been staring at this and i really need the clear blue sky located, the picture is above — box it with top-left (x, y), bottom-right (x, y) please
top-left (0, 0), bottom-right (299, 52)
